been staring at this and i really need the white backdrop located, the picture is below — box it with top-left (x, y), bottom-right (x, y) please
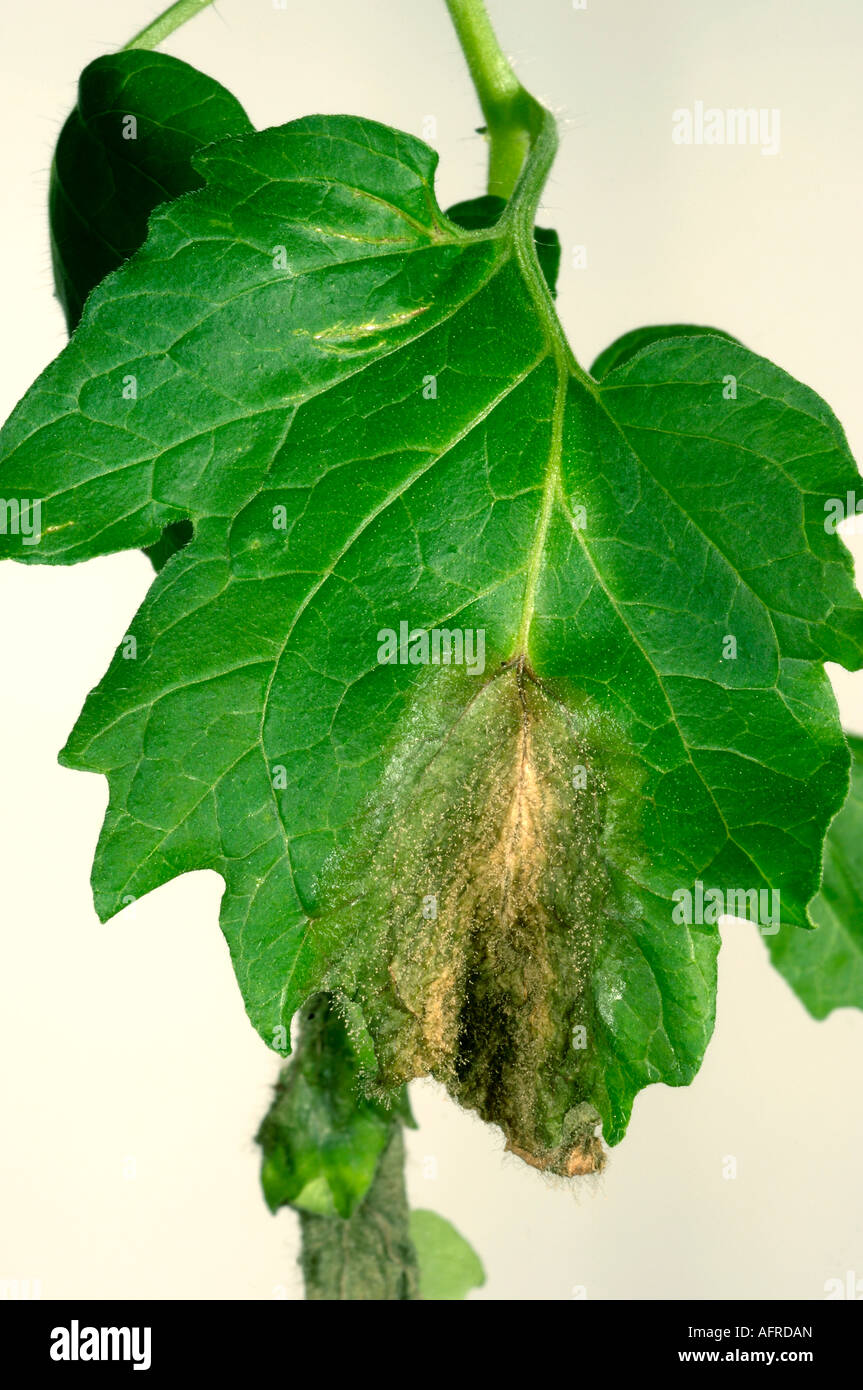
top-left (1, 0), bottom-right (862, 1300)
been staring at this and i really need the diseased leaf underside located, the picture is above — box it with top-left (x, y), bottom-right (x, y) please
top-left (2, 114), bottom-right (861, 1148)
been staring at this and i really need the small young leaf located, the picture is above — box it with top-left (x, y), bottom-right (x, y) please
top-left (409, 1209), bottom-right (486, 1300)
top-left (50, 50), bottom-right (252, 331)
top-left (766, 734), bottom-right (863, 1018)
top-left (257, 994), bottom-right (412, 1219)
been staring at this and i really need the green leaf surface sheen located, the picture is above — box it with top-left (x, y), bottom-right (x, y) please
top-left (2, 111), bottom-right (862, 1161)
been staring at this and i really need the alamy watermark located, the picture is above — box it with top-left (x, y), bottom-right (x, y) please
top-left (824, 491), bottom-right (863, 535)
top-left (824, 1271), bottom-right (863, 1300)
top-left (377, 621), bottom-right (485, 675)
top-left (672, 880), bottom-right (780, 934)
top-left (0, 497), bottom-right (41, 545)
top-left (672, 101), bottom-right (781, 157)
top-left (50, 1321), bottom-right (151, 1371)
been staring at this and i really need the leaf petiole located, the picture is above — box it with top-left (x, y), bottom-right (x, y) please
top-left (123, 0), bottom-right (218, 53)
top-left (444, 0), bottom-right (547, 201)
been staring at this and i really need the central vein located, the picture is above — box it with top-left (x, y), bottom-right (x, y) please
top-left (513, 357), bottom-right (567, 656)
top-left (490, 97), bottom-right (597, 661)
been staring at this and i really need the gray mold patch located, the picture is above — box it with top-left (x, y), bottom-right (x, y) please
top-left (315, 660), bottom-right (642, 1175)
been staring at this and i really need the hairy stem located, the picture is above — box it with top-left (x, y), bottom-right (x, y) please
top-left (444, 0), bottom-right (545, 200)
top-left (123, 0), bottom-right (218, 52)
top-left (299, 1127), bottom-right (420, 1300)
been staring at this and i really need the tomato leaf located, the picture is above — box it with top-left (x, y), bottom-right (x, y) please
top-left (766, 733), bottom-right (863, 1018)
top-left (49, 50), bottom-right (252, 571)
top-left (409, 1209), bottom-right (486, 1300)
top-left (590, 322), bottom-right (740, 380)
top-left (2, 113), bottom-right (861, 1162)
top-left (50, 50), bottom-right (252, 332)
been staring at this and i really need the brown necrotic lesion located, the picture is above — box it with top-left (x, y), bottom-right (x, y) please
top-left (321, 661), bottom-right (627, 1176)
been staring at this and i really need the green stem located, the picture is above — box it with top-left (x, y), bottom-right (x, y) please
top-left (444, 0), bottom-right (546, 200)
top-left (123, 0), bottom-right (217, 52)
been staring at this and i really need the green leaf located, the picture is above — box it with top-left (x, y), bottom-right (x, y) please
top-left (590, 322), bottom-right (741, 380)
top-left (766, 734), bottom-right (863, 1019)
top-left (299, 1126), bottom-right (419, 1300)
top-left (257, 994), bottom-right (413, 1219)
top-left (50, 50), bottom-right (252, 331)
top-left (410, 1209), bottom-right (486, 1300)
top-left (2, 113), bottom-right (861, 1163)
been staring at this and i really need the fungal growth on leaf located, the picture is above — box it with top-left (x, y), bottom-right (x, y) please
top-left (315, 660), bottom-right (633, 1174)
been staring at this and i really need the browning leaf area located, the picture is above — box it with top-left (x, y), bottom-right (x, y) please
top-left (319, 661), bottom-right (638, 1174)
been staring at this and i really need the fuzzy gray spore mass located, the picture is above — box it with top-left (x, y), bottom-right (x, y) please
top-left (321, 662), bottom-right (633, 1174)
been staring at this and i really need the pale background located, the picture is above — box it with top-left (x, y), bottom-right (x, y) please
top-left (1, 0), bottom-right (862, 1301)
